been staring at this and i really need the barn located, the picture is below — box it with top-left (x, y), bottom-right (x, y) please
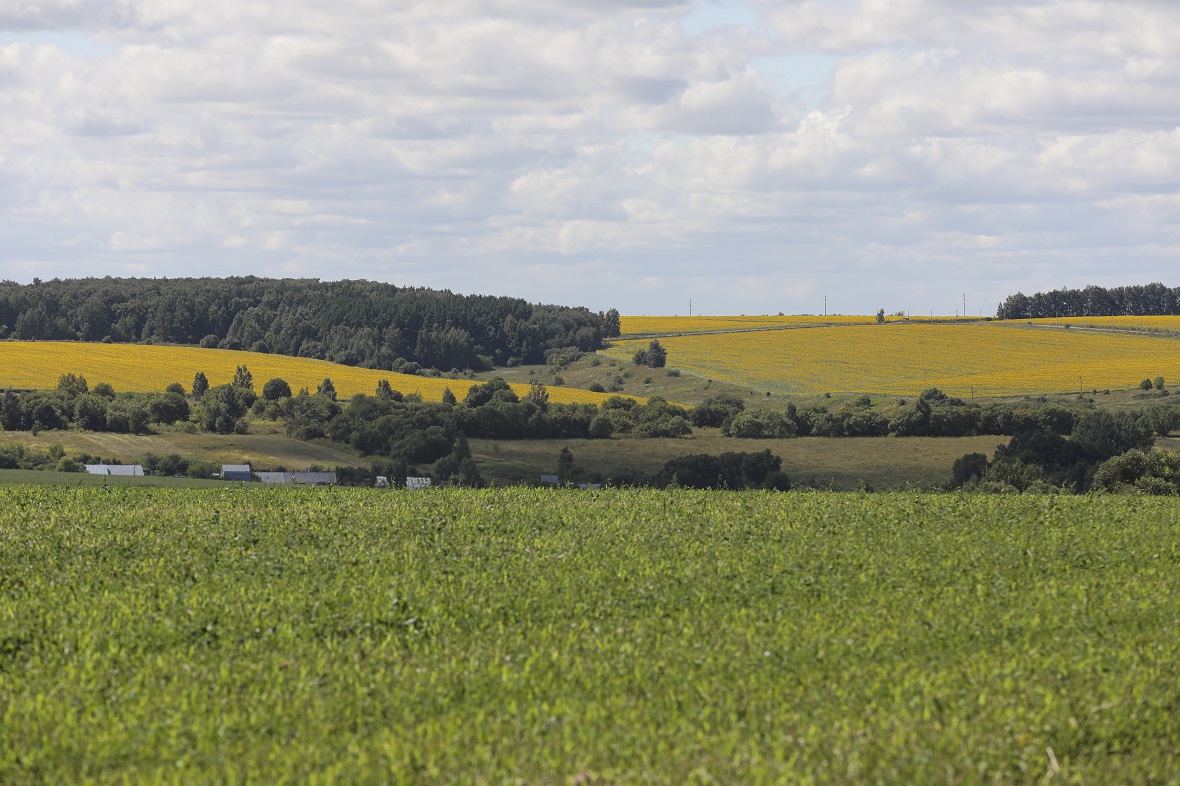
top-left (221, 464), bottom-right (252, 482)
top-left (84, 463), bottom-right (144, 476)
top-left (256, 471), bottom-right (337, 485)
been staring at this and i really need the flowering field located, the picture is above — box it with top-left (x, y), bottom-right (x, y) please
top-left (619, 314), bottom-right (874, 335)
top-left (1025, 315), bottom-right (1180, 331)
top-left (603, 323), bottom-right (1180, 397)
top-left (0, 342), bottom-right (614, 404)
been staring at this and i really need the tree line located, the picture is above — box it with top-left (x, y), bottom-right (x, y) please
top-left (0, 277), bottom-right (622, 370)
top-left (950, 409), bottom-right (1164, 493)
top-left (996, 282), bottom-right (1180, 320)
top-left (7, 369), bottom-right (1180, 493)
top-left (688, 388), bottom-right (1180, 440)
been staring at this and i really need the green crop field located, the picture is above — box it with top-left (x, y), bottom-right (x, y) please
top-left (3, 487), bottom-right (1179, 784)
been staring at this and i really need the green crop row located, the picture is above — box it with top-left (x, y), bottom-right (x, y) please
top-left (2, 487), bottom-right (1179, 784)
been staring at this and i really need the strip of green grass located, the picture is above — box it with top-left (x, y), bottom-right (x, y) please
top-left (0, 468), bottom-right (231, 488)
top-left (2, 487), bottom-right (1178, 783)
top-left (1, 425), bottom-right (368, 470)
top-left (473, 431), bottom-right (1009, 489)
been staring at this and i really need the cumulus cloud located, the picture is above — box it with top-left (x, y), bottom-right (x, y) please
top-left (0, 0), bottom-right (1177, 314)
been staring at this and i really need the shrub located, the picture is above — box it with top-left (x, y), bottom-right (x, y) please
top-left (951, 453), bottom-right (989, 487)
top-left (262, 378), bottom-right (292, 401)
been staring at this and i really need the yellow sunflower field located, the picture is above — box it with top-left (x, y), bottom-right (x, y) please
top-left (604, 322), bottom-right (1180, 397)
top-left (0, 342), bottom-right (615, 405)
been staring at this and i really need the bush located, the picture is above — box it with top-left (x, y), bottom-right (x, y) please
top-left (725, 410), bottom-right (796, 439)
top-left (1140, 379), bottom-right (1154, 390)
top-left (588, 415), bottom-right (615, 439)
top-left (262, 378), bottom-right (293, 401)
top-left (633, 340), bottom-right (667, 368)
top-left (56, 457), bottom-right (83, 473)
top-left (951, 453), bottom-right (988, 487)
top-left (1092, 449), bottom-right (1180, 495)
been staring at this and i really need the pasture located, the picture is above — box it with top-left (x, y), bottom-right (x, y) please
top-left (2, 486), bottom-right (1178, 783)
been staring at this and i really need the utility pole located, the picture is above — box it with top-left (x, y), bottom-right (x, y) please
top-left (824, 294), bottom-right (827, 317)
top-left (689, 298), bottom-right (692, 317)
top-left (963, 292), bottom-right (967, 320)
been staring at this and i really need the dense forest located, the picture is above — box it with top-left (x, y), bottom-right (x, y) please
top-left (996, 282), bottom-right (1180, 320)
top-left (0, 277), bottom-right (622, 371)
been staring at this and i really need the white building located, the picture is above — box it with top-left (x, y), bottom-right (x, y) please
top-left (84, 464), bottom-right (144, 476)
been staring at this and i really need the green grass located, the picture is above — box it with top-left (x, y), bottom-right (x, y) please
top-left (0, 468), bottom-right (229, 488)
top-left (473, 352), bottom-right (771, 407)
top-left (473, 431), bottom-right (1009, 490)
top-left (1, 423), bottom-right (368, 470)
top-left (2, 487), bottom-right (1179, 784)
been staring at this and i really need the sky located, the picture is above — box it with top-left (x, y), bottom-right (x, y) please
top-left (1, 0), bottom-right (1178, 317)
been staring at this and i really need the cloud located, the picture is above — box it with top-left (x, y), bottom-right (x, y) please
top-left (0, 0), bottom-right (1178, 315)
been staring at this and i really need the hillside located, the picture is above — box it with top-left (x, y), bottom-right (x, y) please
top-left (0, 341), bottom-right (622, 405)
top-left (603, 321), bottom-right (1180, 397)
top-left (0, 277), bottom-right (617, 370)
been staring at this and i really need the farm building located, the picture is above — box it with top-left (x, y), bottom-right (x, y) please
top-left (540, 474), bottom-right (600, 490)
top-left (255, 471), bottom-right (337, 485)
top-left (221, 464), bottom-right (252, 482)
top-left (405, 477), bottom-right (432, 490)
top-left (84, 464), bottom-right (144, 477)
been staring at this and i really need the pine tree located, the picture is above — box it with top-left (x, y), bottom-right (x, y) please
top-left (192, 371), bottom-right (209, 398)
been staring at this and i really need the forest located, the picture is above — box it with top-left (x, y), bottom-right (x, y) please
top-left (996, 282), bottom-right (1180, 320)
top-left (0, 277), bottom-right (621, 371)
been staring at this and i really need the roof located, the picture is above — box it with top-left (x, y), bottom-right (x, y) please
top-left (84, 464), bottom-right (144, 476)
top-left (292, 472), bottom-right (336, 485)
top-left (256, 472), bottom-right (292, 484)
top-left (256, 471), bottom-right (337, 485)
top-left (222, 464), bottom-right (251, 473)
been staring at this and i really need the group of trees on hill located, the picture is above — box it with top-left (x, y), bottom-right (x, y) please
top-left (0, 277), bottom-right (621, 371)
top-left (951, 409), bottom-right (1167, 493)
top-left (0, 374), bottom-right (188, 435)
top-left (996, 283), bottom-right (1180, 320)
top-left (0, 370), bottom-right (696, 484)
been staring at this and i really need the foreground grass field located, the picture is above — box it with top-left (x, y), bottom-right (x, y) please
top-left (604, 323), bottom-right (1180, 397)
top-left (2, 487), bottom-right (1178, 783)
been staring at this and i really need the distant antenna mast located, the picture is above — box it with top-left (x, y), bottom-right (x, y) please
top-left (824, 294), bottom-right (827, 316)
top-left (689, 298), bottom-right (692, 317)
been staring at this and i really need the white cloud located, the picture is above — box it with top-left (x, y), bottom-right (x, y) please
top-left (0, 0), bottom-right (1178, 314)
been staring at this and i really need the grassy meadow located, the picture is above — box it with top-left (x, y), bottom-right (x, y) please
top-left (0, 423), bottom-right (370, 471)
top-left (471, 432), bottom-right (1009, 490)
top-left (3, 486), bottom-right (1179, 784)
top-left (604, 322), bottom-right (1180, 397)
